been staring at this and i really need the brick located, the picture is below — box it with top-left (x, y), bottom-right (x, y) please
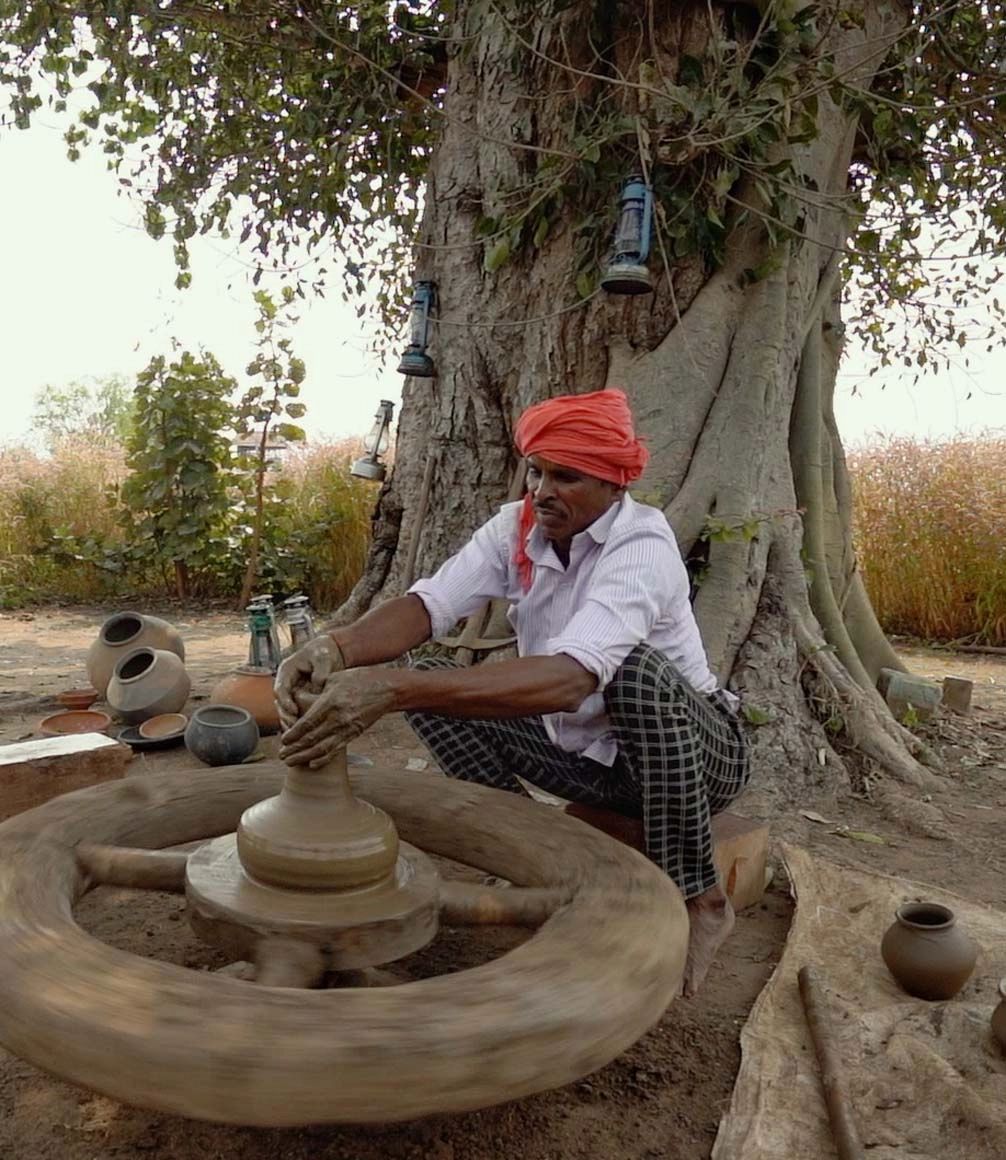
top-left (941, 676), bottom-right (973, 714)
top-left (0, 734), bottom-right (132, 821)
top-left (711, 812), bottom-right (770, 912)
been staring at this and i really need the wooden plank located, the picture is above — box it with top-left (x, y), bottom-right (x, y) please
top-left (0, 734), bottom-right (132, 821)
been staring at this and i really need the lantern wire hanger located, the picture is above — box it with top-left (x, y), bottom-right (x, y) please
top-left (600, 175), bottom-right (655, 296)
top-left (351, 399), bottom-right (395, 481)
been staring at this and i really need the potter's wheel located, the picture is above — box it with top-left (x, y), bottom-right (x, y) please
top-left (0, 748), bottom-right (687, 1126)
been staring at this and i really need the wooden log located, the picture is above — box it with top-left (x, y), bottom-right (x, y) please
top-left (0, 734), bottom-right (131, 821)
top-left (711, 812), bottom-right (770, 912)
top-left (798, 965), bottom-right (866, 1160)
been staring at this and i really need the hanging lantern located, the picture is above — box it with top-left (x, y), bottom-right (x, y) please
top-left (600, 176), bottom-right (654, 295)
top-left (396, 281), bottom-right (437, 377)
top-left (351, 399), bottom-right (395, 481)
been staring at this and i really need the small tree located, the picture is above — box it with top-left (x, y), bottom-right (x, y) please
top-left (121, 350), bottom-right (238, 599)
top-left (234, 287), bottom-right (308, 608)
top-left (32, 374), bottom-right (135, 449)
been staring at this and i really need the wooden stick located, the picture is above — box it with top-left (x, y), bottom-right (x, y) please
top-left (439, 880), bottom-right (568, 926)
top-left (76, 843), bottom-right (188, 891)
top-left (798, 965), bottom-right (866, 1160)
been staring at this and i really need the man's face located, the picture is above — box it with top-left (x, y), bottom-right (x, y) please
top-left (525, 455), bottom-right (622, 550)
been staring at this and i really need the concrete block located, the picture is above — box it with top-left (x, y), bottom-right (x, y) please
top-left (942, 676), bottom-right (973, 714)
top-left (711, 812), bottom-right (770, 912)
top-left (0, 733), bottom-right (132, 821)
top-left (877, 668), bottom-right (942, 722)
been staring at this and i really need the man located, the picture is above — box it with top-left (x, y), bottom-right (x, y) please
top-left (276, 388), bottom-right (750, 997)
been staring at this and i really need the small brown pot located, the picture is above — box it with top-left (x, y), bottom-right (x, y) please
top-left (881, 901), bottom-right (977, 1001)
top-left (86, 612), bottom-right (185, 696)
top-left (106, 647), bottom-right (191, 725)
top-left (208, 666), bottom-right (281, 734)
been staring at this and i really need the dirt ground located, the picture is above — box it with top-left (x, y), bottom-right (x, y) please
top-left (0, 605), bottom-right (1004, 1160)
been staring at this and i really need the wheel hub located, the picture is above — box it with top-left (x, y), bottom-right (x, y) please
top-left (185, 750), bottom-right (440, 971)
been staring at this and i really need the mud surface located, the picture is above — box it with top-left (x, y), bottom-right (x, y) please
top-left (0, 606), bottom-right (1004, 1159)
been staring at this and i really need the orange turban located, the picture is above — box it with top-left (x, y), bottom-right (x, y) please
top-left (512, 388), bottom-right (648, 589)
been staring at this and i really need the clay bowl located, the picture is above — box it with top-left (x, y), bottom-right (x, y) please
top-left (39, 709), bottom-right (112, 737)
top-left (138, 712), bottom-right (188, 741)
top-left (56, 687), bottom-right (99, 711)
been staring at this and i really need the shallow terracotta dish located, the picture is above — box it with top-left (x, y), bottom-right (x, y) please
top-left (138, 712), bottom-right (188, 741)
top-left (56, 688), bottom-right (99, 711)
top-left (39, 709), bottom-right (112, 737)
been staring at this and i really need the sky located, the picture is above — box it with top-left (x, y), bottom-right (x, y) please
top-left (2, 111), bottom-right (1004, 452)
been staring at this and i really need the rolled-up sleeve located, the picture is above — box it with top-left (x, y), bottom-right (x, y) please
top-left (545, 529), bottom-right (686, 687)
top-left (407, 510), bottom-right (512, 640)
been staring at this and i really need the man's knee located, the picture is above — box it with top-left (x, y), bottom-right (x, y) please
top-left (604, 645), bottom-right (675, 713)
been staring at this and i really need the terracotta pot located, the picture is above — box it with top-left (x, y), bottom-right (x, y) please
top-left (208, 666), bottom-right (281, 734)
top-left (881, 901), bottom-right (977, 1000)
top-left (184, 705), bottom-right (260, 767)
top-left (106, 647), bottom-right (191, 725)
top-left (86, 612), bottom-right (185, 696)
top-left (991, 979), bottom-right (1006, 1051)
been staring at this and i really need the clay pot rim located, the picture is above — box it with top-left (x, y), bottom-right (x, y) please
top-left (190, 705), bottom-right (256, 730)
top-left (98, 611), bottom-right (147, 646)
top-left (111, 646), bottom-right (161, 683)
top-left (895, 901), bottom-right (956, 930)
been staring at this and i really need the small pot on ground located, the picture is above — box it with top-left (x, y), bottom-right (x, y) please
top-left (185, 705), bottom-right (260, 767)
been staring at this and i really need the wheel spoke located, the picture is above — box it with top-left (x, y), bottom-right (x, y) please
top-left (438, 880), bottom-right (569, 927)
top-left (252, 936), bottom-right (327, 988)
top-left (76, 843), bottom-right (188, 891)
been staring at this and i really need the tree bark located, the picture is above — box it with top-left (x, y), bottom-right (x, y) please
top-left (339, 0), bottom-right (936, 805)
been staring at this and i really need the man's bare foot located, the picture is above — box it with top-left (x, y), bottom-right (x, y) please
top-left (682, 886), bottom-right (735, 998)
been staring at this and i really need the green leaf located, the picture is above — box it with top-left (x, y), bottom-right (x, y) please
top-left (741, 704), bottom-right (775, 726)
top-left (484, 238), bottom-right (511, 273)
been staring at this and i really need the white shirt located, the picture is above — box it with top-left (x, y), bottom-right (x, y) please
top-left (408, 493), bottom-right (729, 765)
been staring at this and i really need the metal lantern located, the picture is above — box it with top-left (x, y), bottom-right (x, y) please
top-left (396, 281), bottom-right (437, 377)
top-left (350, 399), bottom-right (396, 481)
top-left (600, 176), bottom-right (654, 295)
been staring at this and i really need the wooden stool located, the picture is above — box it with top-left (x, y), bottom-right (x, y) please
top-left (563, 804), bottom-right (769, 911)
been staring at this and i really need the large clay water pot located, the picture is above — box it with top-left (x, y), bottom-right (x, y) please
top-left (184, 705), bottom-right (260, 767)
top-left (86, 612), bottom-right (185, 696)
top-left (106, 647), bottom-right (191, 725)
top-left (881, 901), bottom-right (978, 1000)
top-left (208, 666), bottom-right (281, 734)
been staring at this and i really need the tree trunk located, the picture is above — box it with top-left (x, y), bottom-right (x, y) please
top-left (340, 0), bottom-right (944, 814)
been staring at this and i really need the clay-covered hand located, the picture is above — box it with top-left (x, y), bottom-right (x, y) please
top-left (277, 668), bottom-right (398, 769)
top-left (273, 635), bottom-right (346, 729)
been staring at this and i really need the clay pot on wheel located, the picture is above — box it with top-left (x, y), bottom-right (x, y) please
top-left (106, 647), bottom-right (191, 725)
top-left (86, 612), bottom-right (185, 696)
top-left (185, 704), bottom-right (260, 766)
top-left (208, 666), bottom-right (281, 734)
top-left (881, 901), bottom-right (978, 1000)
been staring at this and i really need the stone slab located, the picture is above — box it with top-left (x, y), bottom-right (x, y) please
top-left (711, 812), bottom-right (770, 912)
top-left (0, 733), bottom-right (132, 821)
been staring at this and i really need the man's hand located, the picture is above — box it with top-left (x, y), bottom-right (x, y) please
top-left (274, 636), bottom-right (346, 729)
top-left (278, 668), bottom-right (398, 768)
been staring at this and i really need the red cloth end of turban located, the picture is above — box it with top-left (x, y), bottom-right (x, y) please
top-left (512, 388), bottom-right (648, 591)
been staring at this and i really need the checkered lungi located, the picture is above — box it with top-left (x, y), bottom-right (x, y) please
top-left (405, 644), bottom-right (750, 898)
